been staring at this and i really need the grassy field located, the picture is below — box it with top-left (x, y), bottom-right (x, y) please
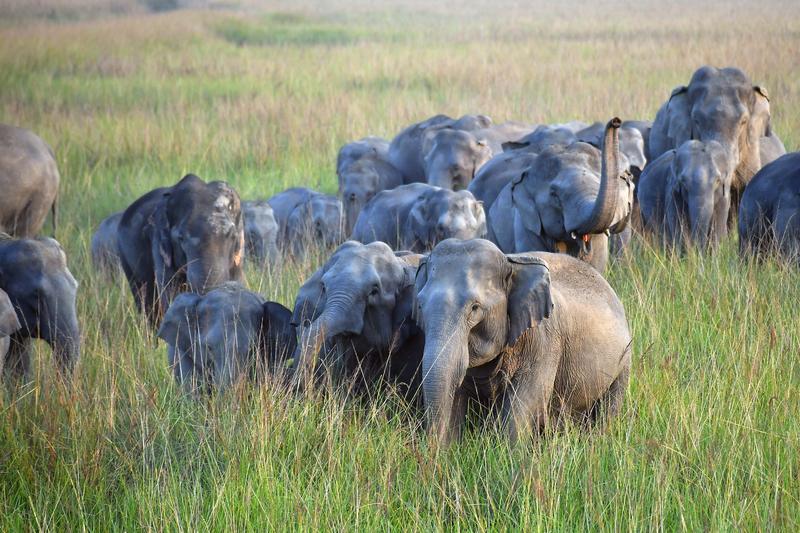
top-left (1, 0), bottom-right (799, 529)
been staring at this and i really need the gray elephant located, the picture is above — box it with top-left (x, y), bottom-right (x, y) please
top-left (337, 137), bottom-right (390, 177)
top-left (291, 241), bottom-right (423, 397)
top-left (577, 121), bottom-right (647, 179)
top-left (157, 282), bottom-right (296, 393)
top-left (488, 119), bottom-right (634, 272)
top-left (0, 235), bottom-right (80, 381)
top-left (242, 200), bottom-right (279, 263)
top-left (117, 174), bottom-right (245, 326)
top-left (759, 135), bottom-right (787, 167)
top-left (388, 114), bottom-right (493, 183)
top-left (637, 140), bottom-right (731, 250)
top-left (351, 183), bottom-right (486, 253)
top-left (738, 152), bottom-right (800, 262)
top-left (0, 289), bottom-right (21, 371)
top-left (0, 124), bottom-right (60, 238)
top-left (413, 239), bottom-right (632, 444)
top-left (501, 124), bottom-right (577, 153)
top-left (267, 187), bottom-right (344, 257)
top-left (337, 139), bottom-right (404, 234)
top-left (91, 211), bottom-right (123, 275)
top-left (423, 122), bottom-right (534, 190)
top-left (649, 66), bottom-right (779, 218)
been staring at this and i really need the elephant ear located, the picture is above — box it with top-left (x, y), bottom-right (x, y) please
top-left (665, 85), bottom-right (693, 143)
top-left (751, 85), bottom-right (772, 137)
top-left (411, 255), bottom-right (429, 325)
top-left (0, 289), bottom-right (20, 337)
top-left (261, 301), bottom-right (296, 362)
top-left (391, 258), bottom-right (420, 336)
top-left (406, 192), bottom-right (432, 247)
top-left (505, 254), bottom-right (553, 347)
top-left (510, 169), bottom-right (542, 236)
top-left (291, 266), bottom-right (326, 327)
top-left (157, 292), bottom-right (202, 345)
top-left (286, 202), bottom-right (312, 255)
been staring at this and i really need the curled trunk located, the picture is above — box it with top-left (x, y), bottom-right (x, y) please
top-left (574, 118), bottom-right (622, 235)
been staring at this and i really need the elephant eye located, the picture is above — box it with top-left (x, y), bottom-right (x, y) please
top-left (470, 302), bottom-right (481, 314)
top-left (320, 282), bottom-right (326, 294)
top-left (369, 284), bottom-right (380, 297)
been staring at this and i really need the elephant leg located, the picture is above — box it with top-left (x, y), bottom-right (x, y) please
top-left (589, 365), bottom-right (630, 428)
top-left (3, 336), bottom-right (31, 383)
top-left (500, 354), bottom-right (559, 442)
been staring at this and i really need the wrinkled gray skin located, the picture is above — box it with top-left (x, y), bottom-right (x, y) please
top-left (423, 122), bottom-right (534, 190)
top-left (638, 140), bottom-right (731, 251)
top-left (292, 241), bottom-right (423, 397)
top-left (0, 124), bottom-right (60, 238)
top-left (0, 236), bottom-right (80, 381)
top-left (117, 174), bottom-right (245, 327)
top-left (414, 239), bottom-right (632, 444)
top-left (337, 137), bottom-right (390, 177)
top-left (488, 119), bottom-right (634, 272)
top-left (738, 152), bottom-right (800, 262)
top-left (0, 288), bottom-right (21, 372)
top-left (242, 200), bottom-right (279, 263)
top-left (650, 66), bottom-right (776, 221)
top-left (157, 282), bottom-right (296, 394)
top-left (268, 187), bottom-right (344, 257)
top-left (91, 211), bottom-right (123, 276)
top-left (338, 138), bottom-right (405, 234)
top-left (351, 183), bottom-right (486, 253)
top-left (501, 124), bottom-right (577, 153)
top-left (577, 121), bottom-right (647, 179)
top-left (388, 114), bottom-right (493, 183)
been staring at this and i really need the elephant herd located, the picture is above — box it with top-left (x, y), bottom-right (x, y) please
top-left (0, 65), bottom-right (797, 444)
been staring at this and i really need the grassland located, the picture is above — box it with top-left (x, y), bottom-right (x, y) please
top-left (0, 1), bottom-right (799, 529)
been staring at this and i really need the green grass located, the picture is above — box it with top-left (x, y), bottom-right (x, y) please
top-left (0, 1), bottom-right (799, 529)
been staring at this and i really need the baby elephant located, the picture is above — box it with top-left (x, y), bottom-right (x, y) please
top-left (91, 211), bottom-right (123, 275)
top-left (242, 200), bottom-right (279, 263)
top-left (414, 239), bottom-right (632, 444)
top-left (638, 140), bottom-right (731, 250)
top-left (0, 235), bottom-right (80, 381)
top-left (268, 187), bottom-right (344, 257)
top-left (351, 183), bottom-right (486, 252)
top-left (157, 282), bottom-right (296, 393)
top-left (738, 151), bottom-right (800, 262)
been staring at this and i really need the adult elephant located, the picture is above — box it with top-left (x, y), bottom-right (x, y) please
top-left (738, 152), bottom-right (800, 262)
top-left (267, 187), bottom-right (344, 258)
top-left (242, 200), bottom-right (279, 263)
top-left (637, 140), bottom-right (731, 250)
top-left (413, 239), bottom-right (632, 444)
top-left (351, 183), bottom-right (486, 253)
top-left (388, 114), bottom-right (492, 183)
top-left (338, 140), bottom-right (404, 234)
top-left (0, 236), bottom-right (80, 381)
top-left (488, 119), bottom-right (635, 272)
top-left (0, 125), bottom-right (60, 238)
top-left (423, 122), bottom-right (534, 190)
top-left (649, 66), bottom-right (779, 218)
top-left (117, 174), bottom-right (244, 327)
top-left (291, 241), bottom-right (423, 397)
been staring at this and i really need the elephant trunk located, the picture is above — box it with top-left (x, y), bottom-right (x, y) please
top-left (49, 313), bottom-right (80, 379)
top-left (687, 195), bottom-right (714, 250)
top-left (293, 292), bottom-right (363, 387)
top-left (574, 117), bottom-right (622, 236)
top-left (421, 317), bottom-right (469, 445)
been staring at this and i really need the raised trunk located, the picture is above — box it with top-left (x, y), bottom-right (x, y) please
top-left (421, 324), bottom-right (469, 445)
top-left (573, 117), bottom-right (622, 235)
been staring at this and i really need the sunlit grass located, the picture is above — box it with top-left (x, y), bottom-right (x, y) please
top-left (0, 1), bottom-right (798, 529)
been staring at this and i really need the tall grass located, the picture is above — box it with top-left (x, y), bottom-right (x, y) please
top-left (0, 1), bottom-right (798, 529)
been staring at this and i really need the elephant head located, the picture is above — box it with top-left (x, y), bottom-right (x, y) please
top-left (339, 154), bottom-right (404, 235)
top-left (0, 237), bottom-right (80, 377)
top-left (242, 200), bottom-right (279, 263)
top-left (286, 193), bottom-right (344, 256)
top-left (0, 288), bottom-right (21, 366)
top-left (413, 239), bottom-right (552, 443)
top-left (651, 66), bottom-right (772, 195)
top-left (509, 119), bottom-right (634, 265)
top-left (154, 174), bottom-right (244, 303)
top-left (424, 129), bottom-right (493, 190)
top-left (664, 140), bottom-right (731, 250)
top-left (157, 282), bottom-right (293, 392)
top-left (291, 241), bottom-right (419, 388)
top-left (405, 188), bottom-right (487, 251)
